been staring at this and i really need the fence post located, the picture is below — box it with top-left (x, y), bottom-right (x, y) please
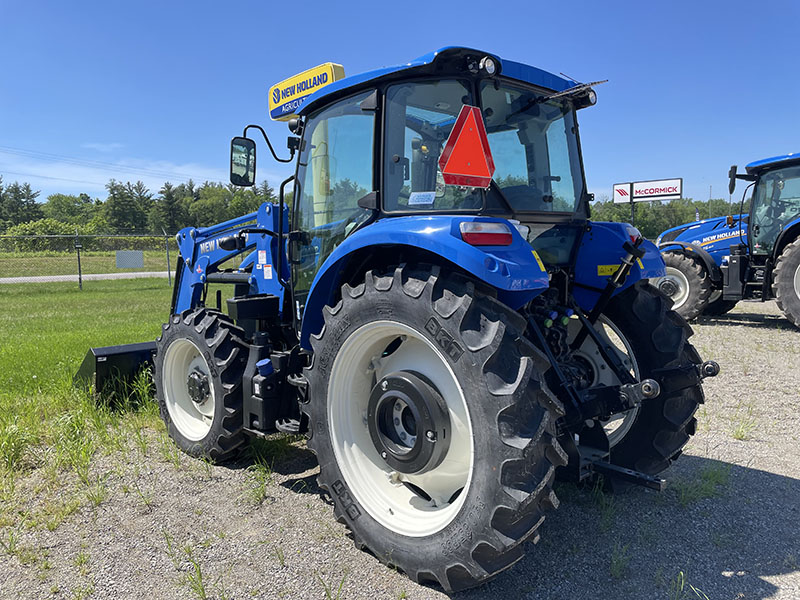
top-left (162, 227), bottom-right (172, 286)
top-left (74, 228), bottom-right (83, 290)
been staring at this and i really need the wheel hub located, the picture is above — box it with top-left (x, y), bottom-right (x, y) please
top-left (367, 371), bottom-right (450, 475)
top-left (186, 370), bottom-right (210, 405)
top-left (658, 279), bottom-right (679, 297)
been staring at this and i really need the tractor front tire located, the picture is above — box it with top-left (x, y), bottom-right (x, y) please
top-left (601, 282), bottom-right (704, 474)
top-left (773, 238), bottom-right (800, 328)
top-left (303, 266), bottom-right (567, 592)
top-left (703, 293), bottom-right (737, 317)
top-left (657, 252), bottom-right (712, 320)
top-left (154, 309), bottom-right (249, 461)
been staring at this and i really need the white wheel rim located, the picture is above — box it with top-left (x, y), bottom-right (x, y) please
top-left (794, 262), bottom-right (800, 298)
top-left (654, 267), bottom-right (690, 309)
top-left (327, 320), bottom-right (473, 537)
top-left (163, 338), bottom-right (215, 441)
top-left (569, 316), bottom-right (641, 447)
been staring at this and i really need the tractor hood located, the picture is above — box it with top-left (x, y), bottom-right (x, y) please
top-left (656, 215), bottom-right (744, 247)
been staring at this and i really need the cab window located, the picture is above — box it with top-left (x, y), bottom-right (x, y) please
top-left (293, 91), bottom-right (375, 312)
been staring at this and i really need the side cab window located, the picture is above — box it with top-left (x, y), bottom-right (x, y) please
top-left (293, 91), bottom-right (376, 314)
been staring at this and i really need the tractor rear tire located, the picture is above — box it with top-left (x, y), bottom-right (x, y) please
top-left (600, 282), bottom-right (704, 475)
top-left (657, 252), bottom-right (712, 320)
top-left (773, 238), bottom-right (800, 328)
top-left (154, 309), bottom-right (249, 461)
top-left (303, 266), bottom-right (567, 592)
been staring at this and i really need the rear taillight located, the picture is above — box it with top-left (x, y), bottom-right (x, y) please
top-left (625, 225), bottom-right (642, 244)
top-left (459, 222), bottom-right (513, 246)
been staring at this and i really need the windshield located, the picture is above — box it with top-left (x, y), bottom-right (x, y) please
top-left (480, 81), bottom-right (584, 213)
top-left (751, 165), bottom-right (800, 254)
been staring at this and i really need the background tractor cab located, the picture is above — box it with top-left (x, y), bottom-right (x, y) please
top-left (92, 47), bottom-right (720, 592)
top-left (656, 153), bottom-right (800, 325)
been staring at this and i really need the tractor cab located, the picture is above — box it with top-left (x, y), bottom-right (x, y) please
top-left (746, 159), bottom-right (800, 256)
top-left (231, 47), bottom-right (605, 330)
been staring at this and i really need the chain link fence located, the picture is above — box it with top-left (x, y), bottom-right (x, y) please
top-left (0, 234), bottom-right (177, 286)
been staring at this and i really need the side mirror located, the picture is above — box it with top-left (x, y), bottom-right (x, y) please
top-left (728, 165), bottom-right (737, 195)
top-left (230, 137), bottom-right (256, 187)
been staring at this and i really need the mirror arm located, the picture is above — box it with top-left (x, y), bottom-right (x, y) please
top-left (243, 124), bottom-right (297, 163)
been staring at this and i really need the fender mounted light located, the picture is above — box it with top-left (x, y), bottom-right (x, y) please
top-left (459, 222), bottom-right (513, 246)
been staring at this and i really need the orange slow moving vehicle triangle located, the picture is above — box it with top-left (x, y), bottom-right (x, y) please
top-left (438, 105), bottom-right (495, 188)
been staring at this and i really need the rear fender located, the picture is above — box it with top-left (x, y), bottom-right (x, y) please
top-left (775, 216), bottom-right (800, 259)
top-left (299, 216), bottom-right (549, 349)
top-left (658, 240), bottom-right (722, 285)
top-left (572, 221), bottom-right (664, 312)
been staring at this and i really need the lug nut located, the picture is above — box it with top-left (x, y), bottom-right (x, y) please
top-left (381, 381), bottom-right (388, 391)
top-left (426, 430), bottom-right (436, 441)
top-left (702, 361), bottom-right (720, 377)
top-left (381, 451), bottom-right (387, 459)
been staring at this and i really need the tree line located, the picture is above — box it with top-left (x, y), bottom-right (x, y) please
top-left (0, 174), bottom-right (746, 240)
top-left (590, 196), bottom-right (745, 240)
top-left (0, 176), bottom-right (277, 236)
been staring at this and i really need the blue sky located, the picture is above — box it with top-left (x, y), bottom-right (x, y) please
top-left (1, 0), bottom-right (797, 205)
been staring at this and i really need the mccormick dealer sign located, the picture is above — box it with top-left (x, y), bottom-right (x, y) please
top-left (613, 178), bottom-right (683, 203)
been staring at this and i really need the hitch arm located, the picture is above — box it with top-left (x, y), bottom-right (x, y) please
top-left (571, 238), bottom-right (645, 350)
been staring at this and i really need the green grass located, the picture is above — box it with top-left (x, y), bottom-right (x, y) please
top-left (0, 279), bottom-right (171, 527)
top-left (0, 250), bottom-right (172, 278)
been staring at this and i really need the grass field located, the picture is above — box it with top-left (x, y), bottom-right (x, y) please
top-left (0, 279), bottom-right (173, 523)
top-left (0, 251), bottom-right (172, 278)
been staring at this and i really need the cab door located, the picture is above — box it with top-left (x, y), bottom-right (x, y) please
top-left (291, 91), bottom-right (377, 322)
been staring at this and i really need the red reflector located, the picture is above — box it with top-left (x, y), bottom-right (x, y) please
top-left (459, 222), bottom-right (513, 246)
top-left (461, 232), bottom-right (513, 246)
top-left (438, 105), bottom-right (496, 189)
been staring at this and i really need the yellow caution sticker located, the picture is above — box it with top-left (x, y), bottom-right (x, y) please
top-left (597, 265), bottom-right (620, 276)
top-left (268, 63), bottom-right (345, 121)
top-left (637, 257), bottom-right (644, 269)
top-left (532, 250), bottom-right (545, 272)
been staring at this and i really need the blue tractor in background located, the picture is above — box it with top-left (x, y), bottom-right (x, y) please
top-left (655, 153), bottom-right (800, 324)
top-left (133, 48), bottom-right (719, 591)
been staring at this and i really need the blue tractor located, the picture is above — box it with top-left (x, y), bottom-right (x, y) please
top-left (123, 48), bottom-right (718, 591)
top-left (655, 153), bottom-right (800, 324)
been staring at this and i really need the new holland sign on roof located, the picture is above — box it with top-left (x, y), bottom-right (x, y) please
top-left (613, 178), bottom-right (683, 203)
top-left (268, 63), bottom-right (345, 121)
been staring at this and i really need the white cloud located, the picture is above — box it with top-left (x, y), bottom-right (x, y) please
top-left (81, 142), bottom-right (125, 153)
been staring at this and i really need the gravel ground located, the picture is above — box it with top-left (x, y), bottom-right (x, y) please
top-left (1, 301), bottom-right (798, 600)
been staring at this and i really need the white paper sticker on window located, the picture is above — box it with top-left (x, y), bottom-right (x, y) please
top-left (409, 191), bottom-right (436, 206)
top-left (258, 250), bottom-right (267, 264)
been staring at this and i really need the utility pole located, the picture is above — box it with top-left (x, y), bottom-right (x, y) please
top-left (709, 185), bottom-right (712, 218)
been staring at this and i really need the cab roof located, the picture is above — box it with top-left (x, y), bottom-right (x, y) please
top-left (296, 47), bottom-right (575, 118)
top-left (745, 152), bottom-right (800, 174)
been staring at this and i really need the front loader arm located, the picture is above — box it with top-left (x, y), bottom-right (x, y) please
top-left (172, 202), bottom-right (288, 315)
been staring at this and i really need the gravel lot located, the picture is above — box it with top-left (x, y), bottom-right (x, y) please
top-left (1, 301), bottom-right (798, 600)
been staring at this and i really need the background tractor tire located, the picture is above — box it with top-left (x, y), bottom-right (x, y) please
top-left (703, 293), bottom-right (737, 317)
top-left (773, 238), bottom-right (800, 328)
top-left (154, 309), bottom-right (249, 461)
top-left (657, 252), bottom-right (712, 320)
top-left (601, 282), bottom-right (704, 475)
top-left (303, 266), bottom-right (567, 592)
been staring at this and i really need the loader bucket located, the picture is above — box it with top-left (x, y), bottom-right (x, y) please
top-left (74, 341), bottom-right (156, 403)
